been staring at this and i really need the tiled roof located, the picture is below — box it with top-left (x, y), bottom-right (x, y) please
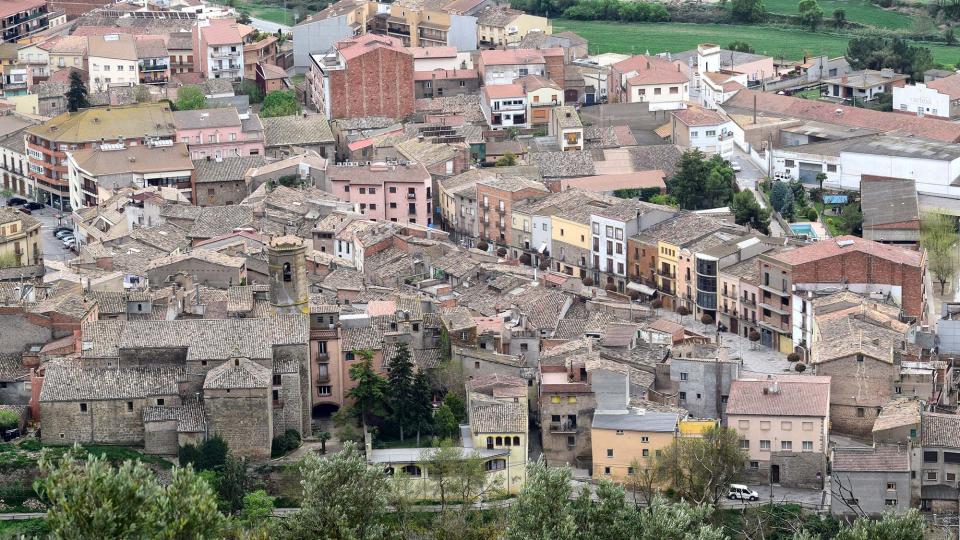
top-left (440, 306), bottom-right (475, 332)
top-left (187, 206), bottom-right (255, 239)
top-left (634, 211), bottom-right (731, 246)
top-left (772, 235), bottom-right (923, 268)
top-left (342, 316), bottom-right (393, 351)
top-left (261, 114), bottom-right (334, 147)
top-left (593, 411), bottom-right (679, 432)
top-left (628, 144), bottom-right (683, 178)
top-left (672, 105), bottom-right (728, 127)
top-left (143, 400), bottom-right (206, 432)
top-left (0, 354), bottom-right (28, 381)
top-left (726, 375), bottom-right (831, 417)
top-left (173, 108), bottom-right (241, 130)
top-left (28, 102), bottom-right (175, 143)
top-left (145, 249), bottom-right (246, 271)
top-left (527, 150), bottom-right (596, 178)
top-left (204, 357), bottom-right (272, 389)
top-left (873, 397), bottom-right (922, 433)
top-left (479, 48), bottom-right (544, 66)
top-left (40, 362), bottom-right (184, 402)
top-left (469, 394), bottom-right (527, 433)
top-left (922, 412), bottom-right (960, 448)
top-left (832, 445), bottom-right (910, 472)
top-left (926, 73), bottom-right (960, 100)
top-left (483, 83), bottom-right (525, 100)
top-left (193, 155), bottom-right (267, 183)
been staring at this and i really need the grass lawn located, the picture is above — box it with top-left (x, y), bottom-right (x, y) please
top-left (217, 0), bottom-right (295, 25)
top-left (554, 20), bottom-right (960, 65)
top-left (760, 0), bottom-right (913, 29)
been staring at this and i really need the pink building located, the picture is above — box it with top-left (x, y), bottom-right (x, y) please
top-left (326, 162), bottom-right (433, 226)
top-left (172, 107), bottom-right (264, 159)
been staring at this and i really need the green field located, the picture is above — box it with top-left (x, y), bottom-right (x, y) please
top-left (219, 0), bottom-right (296, 25)
top-left (760, 0), bottom-right (913, 29)
top-left (554, 19), bottom-right (959, 64)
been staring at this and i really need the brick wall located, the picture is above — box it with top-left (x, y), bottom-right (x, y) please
top-left (329, 47), bottom-right (414, 120)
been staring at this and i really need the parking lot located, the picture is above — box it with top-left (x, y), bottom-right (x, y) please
top-left (1, 199), bottom-right (75, 264)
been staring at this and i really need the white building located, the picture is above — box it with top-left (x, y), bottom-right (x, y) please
top-left (88, 34), bottom-right (139, 92)
top-left (612, 55), bottom-right (689, 110)
top-left (410, 46), bottom-right (460, 72)
top-left (590, 200), bottom-right (674, 292)
top-left (194, 18), bottom-right (245, 81)
top-left (480, 84), bottom-right (527, 130)
top-left (478, 49), bottom-right (546, 86)
top-left (668, 105), bottom-right (734, 159)
top-left (892, 73), bottom-right (960, 119)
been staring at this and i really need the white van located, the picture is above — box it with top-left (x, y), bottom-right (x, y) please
top-left (727, 484), bottom-right (759, 501)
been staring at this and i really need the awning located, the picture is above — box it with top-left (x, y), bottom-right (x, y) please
top-left (654, 123), bottom-right (672, 139)
top-left (627, 282), bottom-right (656, 295)
top-left (537, 243), bottom-right (547, 254)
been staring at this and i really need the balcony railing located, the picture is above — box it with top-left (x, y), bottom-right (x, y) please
top-left (316, 372), bottom-right (330, 383)
top-left (549, 421), bottom-right (577, 433)
top-left (211, 49), bottom-right (240, 58)
top-left (657, 268), bottom-right (676, 279)
top-left (139, 63), bottom-right (169, 72)
top-left (759, 283), bottom-right (789, 296)
top-left (741, 297), bottom-right (756, 307)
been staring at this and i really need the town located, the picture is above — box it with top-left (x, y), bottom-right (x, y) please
top-left (0, 0), bottom-right (953, 536)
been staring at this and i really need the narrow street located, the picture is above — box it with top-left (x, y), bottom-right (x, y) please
top-left (731, 147), bottom-right (785, 238)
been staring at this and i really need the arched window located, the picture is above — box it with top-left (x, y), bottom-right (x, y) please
top-left (504, 437), bottom-right (512, 447)
top-left (282, 262), bottom-right (292, 282)
top-left (485, 459), bottom-right (506, 472)
top-left (513, 436), bottom-right (521, 446)
top-left (486, 436), bottom-right (494, 450)
top-left (495, 436), bottom-right (503, 446)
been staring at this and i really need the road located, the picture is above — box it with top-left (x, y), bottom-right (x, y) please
top-left (248, 16), bottom-right (291, 34)
top-left (732, 147), bottom-right (785, 237)
top-left (0, 202), bottom-right (74, 264)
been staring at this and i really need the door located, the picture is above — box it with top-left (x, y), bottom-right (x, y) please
top-left (770, 464), bottom-right (780, 484)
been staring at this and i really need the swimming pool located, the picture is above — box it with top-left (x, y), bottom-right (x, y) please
top-left (790, 223), bottom-right (817, 239)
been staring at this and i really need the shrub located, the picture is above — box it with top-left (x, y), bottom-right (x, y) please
top-left (0, 409), bottom-right (19, 429)
top-left (181, 436), bottom-right (229, 471)
top-left (748, 330), bottom-right (761, 342)
top-left (700, 314), bottom-right (714, 325)
top-left (794, 363), bottom-right (807, 373)
top-left (581, 277), bottom-right (594, 287)
top-left (476, 240), bottom-right (489, 252)
top-left (519, 253), bottom-right (532, 265)
top-left (178, 443), bottom-right (199, 466)
top-left (806, 207), bottom-right (818, 221)
top-left (677, 306), bottom-right (691, 316)
top-left (650, 299), bottom-right (663, 309)
top-left (496, 247), bottom-right (507, 257)
top-left (271, 429), bottom-right (302, 458)
top-left (787, 352), bottom-right (801, 362)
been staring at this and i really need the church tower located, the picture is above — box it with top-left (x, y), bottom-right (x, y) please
top-left (268, 235), bottom-right (309, 314)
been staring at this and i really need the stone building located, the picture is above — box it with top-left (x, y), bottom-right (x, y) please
top-left (192, 155), bottom-right (267, 207)
top-left (831, 445), bottom-right (911, 517)
top-left (143, 400), bottom-right (207, 455)
top-left (668, 342), bottom-right (741, 420)
top-left (538, 353), bottom-right (595, 467)
top-left (145, 250), bottom-right (247, 289)
top-left (915, 412), bottom-right (960, 512)
top-left (203, 357), bottom-right (273, 459)
top-left (267, 236), bottom-right (309, 315)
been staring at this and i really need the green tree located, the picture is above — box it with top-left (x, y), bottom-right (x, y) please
top-left (0, 409), bottom-right (19, 428)
top-left (833, 7), bottom-right (845, 28)
top-left (948, 28), bottom-right (958, 46)
top-left (654, 426), bottom-right (746, 505)
top-left (506, 459), bottom-right (577, 540)
top-left (239, 489), bottom-right (274, 525)
top-left (443, 391), bottom-right (467, 424)
top-left (346, 350), bottom-right (388, 433)
top-left (217, 454), bottom-right (252, 515)
top-left (196, 435), bottom-right (229, 471)
top-left (730, 190), bottom-right (771, 234)
top-left (386, 342), bottom-right (417, 441)
top-left (66, 70), bottom-right (89, 112)
top-left (411, 369), bottom-right (435, 444)
top-left (261, 90), bottom-right (300, 118)
top-left (770, 181), bottom-right (795, 218)
top-left (239, 79), bottom-right (264, 103)
top-left (648, 193), bottom-right (678, 207)
top-left (921, 212), bottom-right (958, 294)
top-left (731, 0), bottom-right (765, 22)
top-left (496, 152), bottom-right (518, 166)
top-left (798, 0), bottom-right (824, 31)
top-left (420, 442), bottom-right (502, 510)
top-left (727, 40), bottom-right (755, 53)
top-left (815, 171), bottom-right (827, 191)
top-left (666, 150), bottom-right (736, 210)
top-left (276, 441), bottom-right (391, 540)
top-left (176, 85), bottom-right (207, 111)
top-left (433, 402), bottom-right (459, 440)
top-left (36, 448), bottom-right (227, 539)
top-left (835, 509), bottom-right (924, 540)
top-left (839, 202), bottom-right (863, 235)
top-left (846, 36), bottom-right (934, 81)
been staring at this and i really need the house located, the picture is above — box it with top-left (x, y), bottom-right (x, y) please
top-left (475, 6), bottom-right (550, 47)
top-left (88, 34), bottom-right (139, 92)
top-left (822, 69), bottom-right (908, 102)
top-left (370, 0), bottom-right (478, 50)
top-left (307, 34), bottom-right (414, 120)
top-left (0, 114), bottom-right (36, 200)
top-left (538, 352), bottom-right (599, 467)
top-left (475, 173), bottom-right (548, 246)
top-left (515, 74), bottom-right (562, 126)
top-left (173, 107), bottom-right (265, 160)
top-left (859, 176), bottom-right (920, 245)
top-left (0, 207), bottom-right (42, 270)
top-left (668, 342), bottom-right (740, 420)
top-left (831, 445), bottom-right (912, 517)
top-left (65, 142), bottom-right (194, 209)
top-left (591, 409), bottom-right (679, 483)
top-left (548, 105), bottom-right (581, 151)
top-left (0, 0), bottom-right (48, 43)
top-left (193, 18), bottom-right (245, 81)
top-left (414, 68), bottom-right (480, 99)
top-left (610, 55), bottom-right (688, 109)
top-left (145, 250), bottom-right (247, 288)
top-left (46, 35), bottom-right (87, 74)
top-left (872, 398), bottom-right (921, 444)
top-left (467, 373), bottom-right (529, 493)
top-left (668, 105), bottom-right (735, 159)
top-left (255, 62), bottom-right (288, 95)
top-left (480, 83), bottom-right (528, 130)
top-left (325, 162), bottom-right (433, 226)
top-left (893, 73), bottom-right (960, 119)
top-left (727, 375), bottom-right (831, 488)
top-left (26, 102), bottom-right (176, 210)
top-left (260, 115), bottom-right (335, 159)
top-left (916, 412), bottom-right (960, 513)
top-left (243, 35), bottom-right (278, 80)
top-left (135, 38), bottom-right (170, 86)
top-left (192, 155), bottom-right (267, 207)
top-left (291, 0), bottom-right (381, 69)
top-left (589, 198), bottom-right (675, 293)
top-left (478, 49), bottom-right (546, 86)
top-left (167, 31), bottom-right (194, 75)
top-left (672, 43), bottom-right (774, 89)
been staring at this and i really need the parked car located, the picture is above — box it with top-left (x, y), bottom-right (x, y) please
top-left (17, 207), bottom-right (31, 215)
top-left (6, 197), bottom-right (26, 206)
top-left (730, 161), bottom-right (742, 173)
top-left (728, 484), bottom-right (759, 501)
top-left (1, 428), bottom-right (20, 442)
top-left (24, 201), bottom-right (44, 211)
top-left (54, 228), bottom-right (72, 239)
top-left (63, 238), bottom-right (76, 248)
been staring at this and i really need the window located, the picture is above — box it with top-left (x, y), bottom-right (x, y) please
top-left (680, 372), bottom-right (688, 381)
top-left (389, 187), bottom-right (396, 193)
top-left (359, 187), bottom-right (366, 194)
top-left (738, 420), bottom-right (749, 429)
top-left (926, 471), bottom-right (938, 481)
top-left (785, 159), bottom-right (795, 168)
top-left (513, 436), bottom-right (520, 446)
top-left (948, 473), bottom-right (956, 482)
top-left (550, 396), bottom-right (560, 404)
top-left (690, 131), bottom-right (698, 138)
top-left (402, 465), bottom-right (422, 477)
top-left (856, 407), bottom-right (865, 417)
top-left (827, 164), bottom-right (837, 172)
top-left (749, 461), bottom-right (759, 470)
top-left (781, 441), bottom-right (792, 451)
top-left (390, 202), bottom-right (397, 209)
top-left (126, 401), bottom-right (133, 411)
top-left (759, 440), bottom-right (771, 451)
top-left (654, 87), bottom-right (662, 95)
top-left (944, 451), bottom-right (960, 464)
top-left (156, 398), bottom-right (164, 406)
top-left (924, 451), bottom-right (939, 463)
top-left (760, 421), bottom-right (770, 430)
top-left (802, 441), bottom-right (813, 451)
top-left (485, 459), bottom-right (506, 471)
top-left (739, 439), bottom-right (749, 449)
top-left (627, 467), bottom-right (635, 475)
top-left (318, 385), bottom-right (331, 396)
top-left (669, 86), bottom-right (678, 94)
top-left (568, 396), bottom-right (577, 404)
top-left (370, 204), bottom-right (376, 210)
top-left (705, 130), bottom-right (716, 137)
top-left (604, 467), bottom-right (611, 475)
top-left (679, 391), bottom-right (686, 400)
top-left (641, 436), bottom-right (649, 443)
top-left (346, 351), bottom-right (355, 361)
top-left (884, 499), bottom-right (897, 506)
top-left (79, 403), bottom-right (87, 412)
top-left (886, 482), bottom-right (897, 491)
top-left (607, 448), bottom-right (614, 458)
top-left (802, 421), bottom-right (813, 431)
top-left (642, 449), bottom-right (649, 457)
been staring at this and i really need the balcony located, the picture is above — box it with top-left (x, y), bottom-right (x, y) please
top-left (212, 64), bottom-right (242, 72)
top-left (316, 371), bottom-right (330, 383)
top-left (759, 301), bottom-right (791, 315)
top-left (759, 283), bottom-right (790, 296)
top-left (657, 268), bottom-right (676, 279)
top-left (211, 49), bottom-right (240, 58)
top-left (139, 63), bottom-right (169, 72)
top-left (549, 421), bottom-right (578, 433)
top-left (407, 192), bottom-right (417, 200)
top-left (741, 296), bottom-right (756, 307)
top-left (720, 289), bottom-right (737, 299)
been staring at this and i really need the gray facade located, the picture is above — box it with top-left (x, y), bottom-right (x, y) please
top-left (937, 303), bottom-right (960, 355)
top-left (447, 14), bottom-right (478, 52)
top-left (832, 445), bottom-right (912, 517)
top-left (292, 15), bottom-right (355, 71)
top-left (670, 345), bottom-right (740, 420)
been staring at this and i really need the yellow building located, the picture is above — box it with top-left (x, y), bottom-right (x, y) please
top-left (678, 418), bottom-right (718, 437)
top-left (656, 239), bottom-right (680, 299)
top-left (476, 7), bottom-right (551, 46)
top-left (384, 0), bottom-right (454, 47)
top-left (591, 410), bottom-right (679, 483)
top-left (550, 205), bottom-right (594, 277)
top-left (515, 74), bottom-right (563, 126)
top-left (466, 374), bottom-right (529, 494)
top-left (0, 207), bottom-right (42, 268)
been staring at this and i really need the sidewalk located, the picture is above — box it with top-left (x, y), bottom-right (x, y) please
top-left (682, 318), bottom-right (793, 375)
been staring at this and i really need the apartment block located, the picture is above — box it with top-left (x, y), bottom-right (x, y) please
top-left (193, 18), bottom-right (246, 81)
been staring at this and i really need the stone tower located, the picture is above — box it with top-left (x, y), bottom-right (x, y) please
top-left (268, 235), bottom-right (309, 314)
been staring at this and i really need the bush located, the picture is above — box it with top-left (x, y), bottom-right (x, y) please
top-left (581, 277), bottom-right (594, 287)
top-left (700, 314), bottom-right (714, 325)
top-left (651, 299), bottom-right (663, 309)
top-left (519, 253), bottom-right (532, 265)
top-left (806, 207), bottom-right (818, 221)
top-left (0, 409), bottom-right (19, 429)
top-left (794, 363), bottom-right (807, 373)
top-left (271, 429), bottom-right (302, 458)
top-left (677, 306), bottom-right (691, 316)
top-left (181, 436), bottom-right (229, 471)
top-left (748, 330), bottom-right (761, 342)
top-left (787, 352), bottom-right (801, 362)
top-left (496, 247), bottom-right (507, 257)
top-left (476, 240), bottom-right (489, 252)
top-left (178, 443), bottom-right (199, 466)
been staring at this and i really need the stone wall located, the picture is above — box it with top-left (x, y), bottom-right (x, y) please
top-left (539, 396), bottom-right (595, 467)
top-left (40, 394), bottom-right (178, 446)
top-left (204, 387), bottom-right (272, 460)
top-left (195, 179), bottom-right (248, 207)
top-left (815, 355), bottom-right (895, 437)
top-left (770, 451), bottom-right (826, 489)
top-left (144, 419), bottom-right (179, 455)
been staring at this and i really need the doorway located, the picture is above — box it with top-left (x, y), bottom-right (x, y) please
top-left (770, 464), bottom-right (780, 484)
